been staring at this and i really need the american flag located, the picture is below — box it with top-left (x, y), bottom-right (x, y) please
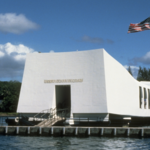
top-left (128, 17), bottom-right (150, 33)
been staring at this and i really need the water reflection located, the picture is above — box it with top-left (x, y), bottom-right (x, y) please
top-left (0, 136), bottom-right (150, 150)
top-left (55, 138), bottom-right (71, 150)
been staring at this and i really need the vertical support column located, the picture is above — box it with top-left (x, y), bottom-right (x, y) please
top-left (75, 127), bottom-right (78, 135)
top-left (141, 129), bottom-right (144, 137)
top-left (16, 127), bottom-right (19, 134)
top-left (69, 114), bottom-right (74, 125)
top-left (101, 128), bottom-right (104, 136)
top-left (5, 126), bottom-right (8, 134)
top-left (63, 127), bottom-right (65, 135)
top-left (88, 128), bottom-right (90, 136)
top-left (51, 127), bottom-right (53, 135)
top-left (28, 127), bottom-right (30, 135)
top-left (114, 128), bottom-right (116, 136)
top-left (39, 127), bottom-right (42, 135)
top-left (127, 128), bottom-right (130, 136)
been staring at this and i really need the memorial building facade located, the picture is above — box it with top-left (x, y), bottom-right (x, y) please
top-left (17, 49), bottom-right (150, 123)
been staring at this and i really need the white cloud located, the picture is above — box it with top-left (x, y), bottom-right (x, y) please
top-left (4, 42), bottom-right (34, 55)
top-left (124, 65), bottom-right (139, 70)
top-left (77, 35), bottom-right (114, 44)
top-left (14, 55), bottom-right (27, 61)
top-left (124, 65), bottom-right (139, 79)
top-left (0, 51), bottom-right (5, 57)
top-left (49, 50), bottom-right (54, 53)
top-left (0, 13), bottom-right (39, 34)
top-left (132, 51), bottom-right (150, 65)
top-left (0, 43), bottom-right (37, 81)
top-left (130, 51), bottom-right (150, 65)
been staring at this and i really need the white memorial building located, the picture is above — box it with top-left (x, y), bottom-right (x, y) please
top-left (17, 49), bottom-right (150, 124)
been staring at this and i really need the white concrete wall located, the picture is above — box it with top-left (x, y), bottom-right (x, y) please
top-left (18, 48), bottom-right (150, 117)
top-left (17, 49), bottom-right (108, 114)
top-left (103, 50), bottom-right (150, 117)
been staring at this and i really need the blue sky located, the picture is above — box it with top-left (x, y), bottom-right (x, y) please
top-left (0, 0), bottom-right (150, 81)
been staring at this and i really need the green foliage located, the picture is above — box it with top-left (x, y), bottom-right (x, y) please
top-left (137, 67), bottom-right (150, 81)
top-left (128, 66), bottom-right (133, 76)
top-left (0, 81), bottom-right (21, 112)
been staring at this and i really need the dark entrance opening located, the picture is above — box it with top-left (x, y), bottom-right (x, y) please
top-left (55, 85), bottom-right (71, 116)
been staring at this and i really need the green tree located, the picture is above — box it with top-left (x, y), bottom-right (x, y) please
top-left (128, 66), bottom-right (133, 76)
top-left (137, 66), bottom-right (143, 81)
top-left (137, 67), bottom-right (150, 81)
top-left (0, 81), bottom-right (21, 112)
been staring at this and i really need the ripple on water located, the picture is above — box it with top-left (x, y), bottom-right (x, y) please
top-left (0, 136), bottom-right (150, 150)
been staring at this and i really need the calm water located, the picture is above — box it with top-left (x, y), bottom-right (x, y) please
top-left (0, 136), bottom-right (150, 150)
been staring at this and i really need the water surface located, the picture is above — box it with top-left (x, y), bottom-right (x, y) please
top-left (0, 136), bottom-right (150, 150)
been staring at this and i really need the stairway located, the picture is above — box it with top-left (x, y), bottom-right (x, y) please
top-left (34, 108), bottom-right (69, 127)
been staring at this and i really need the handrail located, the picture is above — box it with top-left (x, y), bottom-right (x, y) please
top-left (48, 108), bottom-right (69, 119)
top-left (65, 117), bottom-right (104, 122)
top-left (33, 108), bottom-right (51, 118)
top-left (34, 108), bottom-right (111, 127)
top-left (34, 107), bottom-right (70, 127)
top-left (45, 108), bottom-right (69, 126)
top-left (34, 107), bottom-right (69, 126)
